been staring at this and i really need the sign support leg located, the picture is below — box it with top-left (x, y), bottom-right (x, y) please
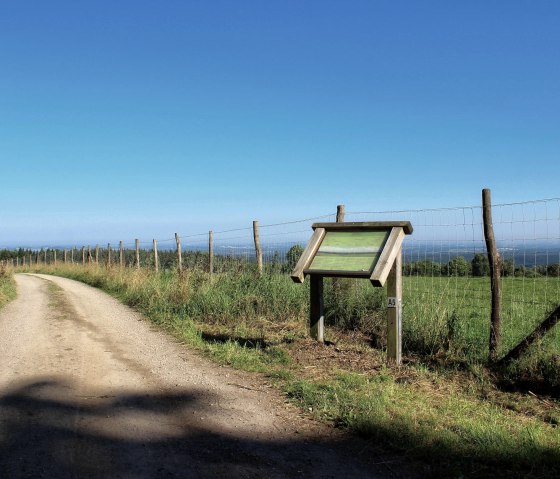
top-left (310, 275), bottom-right (324, 342)
top-left (387, 247), bottom-right (402, 364)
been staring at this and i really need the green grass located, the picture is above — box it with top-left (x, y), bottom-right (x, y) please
top-left (0, 266), bottom-right (16, 310)
top-left (17, 264), bottom-right (560, 477)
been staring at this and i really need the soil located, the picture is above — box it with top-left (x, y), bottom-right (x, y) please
top-left (0, 274), bottom-right (420, 478)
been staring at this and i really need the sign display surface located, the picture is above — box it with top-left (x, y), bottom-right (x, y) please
top-left (307, 230), bottom-right (390, 274)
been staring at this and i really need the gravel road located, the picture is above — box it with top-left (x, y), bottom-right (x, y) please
top-left (0, 274), bottom-right (411, 478)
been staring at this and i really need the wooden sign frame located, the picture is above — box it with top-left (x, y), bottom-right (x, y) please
top-left (291, 221), bottom-right (413, 365)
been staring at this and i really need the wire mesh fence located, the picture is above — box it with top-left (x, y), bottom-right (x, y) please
top-left (3, 197), bottom-right (559, 362)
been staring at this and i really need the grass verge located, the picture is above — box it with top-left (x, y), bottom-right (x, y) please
top-left (19, 265), bottom-right (560, 478)
top-left (0, 266), bottom-right (16, 310)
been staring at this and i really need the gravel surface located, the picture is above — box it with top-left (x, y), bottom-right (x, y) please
top-left (0, 274), bottom-right (414, 478)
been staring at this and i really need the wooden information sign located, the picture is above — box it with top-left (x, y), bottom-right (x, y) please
top-left (291, 221), bottom-right (413, 364)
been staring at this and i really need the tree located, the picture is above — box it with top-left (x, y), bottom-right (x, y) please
top-left (443, 256), bottom-right (471, 276)
top-left (471, 253), bottom-right (490, 276)
top-left (286, 244), bottom-right (304, 271)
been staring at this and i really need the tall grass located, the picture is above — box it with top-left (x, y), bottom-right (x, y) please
top-left (0, 264), bottom-right (16, 310)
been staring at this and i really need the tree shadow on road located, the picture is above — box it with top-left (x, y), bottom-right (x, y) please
top-left (0, 377), bottom-right (409, 479)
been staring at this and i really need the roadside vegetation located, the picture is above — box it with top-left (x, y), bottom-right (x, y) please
top-left (11, 259), bottom-right (559, 478)
top-left (0, 263), bottom-right (16, 310)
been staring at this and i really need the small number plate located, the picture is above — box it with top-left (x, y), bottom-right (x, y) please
top-left (387, 297), bottom-right (397, 308)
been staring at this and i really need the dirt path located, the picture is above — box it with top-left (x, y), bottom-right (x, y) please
top-left (0, 274), bottom-right (412, 478)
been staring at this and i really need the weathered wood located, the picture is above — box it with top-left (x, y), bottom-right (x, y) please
top-left (119, 241), bottom-right (123, 268)
top-left (310, 275), bottom-right (324, 342)
top-left (209, 230), bottom-right (213, 276)
top-left (336, 204), bottom-right (345, 223)
top-left (175, 233), bottom-right (182, 272)
top-left (497, 305), bottom-right (560, 365)
top-left (71, 248), bottom-right (74, 263)
top-left (135, 239), bottom-right (140, 269)
top-left (64, 249), bottom-right (67, 264)
top-left (253, 220), bottom-right (263, 276)
top-left (312, 221), bottom-right (413, 235)
top-left (16, 257), bottom-right (19, 267)
top-left (370, 227), bottom-right (406, 287)
top-left (107, 243), bottom-right (111, 266)
top-left (82, 247), bottom-right (85, 265)
top-left (386, 246), bottom-right (402, 364)
top-left (95, 244), bottom-right (99, 264)
top-left (291, 227), bottom-right (326, 283)
top-left (483, 188), bottom-right (502, 361)
top-left (87, 246), bottom-right (92, 264)
top-left (53, 250), bottom-right (57, 265)
top-left (153, 239), bottom-right (158, 272)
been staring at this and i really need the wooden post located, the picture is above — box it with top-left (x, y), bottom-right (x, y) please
top-left (336, 204), bottom-right (345, 223)
top-left (253, 220), bottom-right (263, 276)
top-left (95, 244), bottom-right (99, 264)
top-left (87, 246), bottom-right (92, 264)
top-left (135, 239), bottom-right (140, 269)
top-left (153, 239), bottom-right (158, 272)
top-left (483, 188), bottom-right (502, 362)
top-left (119, 241), bottom-right (123, 268)
top-left (209, 230), bottom-right (214, 276)
top-left (82, 247), bottom-right (85, 265)
top-left (71, 248), bottom-right (74, 263)
top-left (386, 246), bottom-right (403, 365)
top-left (107, 243), bottom-right (111, 266)
top-left (64, 249), bottom-right (67, 264)
top-left (16, 257), bottom-right (19, 267)
top-left (53, 250), bottom-right (57, 265)
top-left (44, 250), bottom-right (47, 264)
top-left (310, 275), bottom-right (324, 342)
top-left (175, 233), bottom-right (182, 273)
top-left (36, 252), bottom-right (39, 265)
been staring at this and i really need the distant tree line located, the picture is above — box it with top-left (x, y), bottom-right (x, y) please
top-left (403, 253), bottom-right (560, 278)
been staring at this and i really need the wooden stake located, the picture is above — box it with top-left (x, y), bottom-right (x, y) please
top-left (119, 241), bottom-right (123, 268)
top-left (54, 250), bottom-right (57, 265)
top-left (95, 244), bottom-right (99, 264)
top-left (82, 247), bottom-right (85, 265)
top-left (386, 246), bottom-right (402, 365)
top-left (87, 246), bottom-right (92, 264)
top-left (310, 275), bottom-right (324, 342)
top-left (175, 233), bottom-right (182, 272)
top-left (209, 230), bottom-right (214, 276)
top-left (135, 239), bottom-right (140, 269)
top-left (107, 243), bottom-right (111, 266)
top-left (71, 248), bottom-right (74, 263)
top-left (64, 249), bottom-right (67, 264)
top-left (483, 188), bottom-right (502, 362)
top-left (253, 220), bottom-right (263, 276)
top-left (336, 204), bottom-right (345, 223)
top-left (153, 239), bottom-right (158, 272)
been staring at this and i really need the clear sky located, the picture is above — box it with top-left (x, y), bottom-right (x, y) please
top-left (1, 1), bottom-right (559, 247)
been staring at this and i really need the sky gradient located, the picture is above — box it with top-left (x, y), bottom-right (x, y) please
top-left (1, 1), bottom-right (559, 247)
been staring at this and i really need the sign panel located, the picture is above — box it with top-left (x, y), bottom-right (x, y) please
top-left (306, 230), bottom-right (389, 274)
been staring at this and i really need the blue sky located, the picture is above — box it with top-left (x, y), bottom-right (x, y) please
top-left (1, 1), bottom-right (559, 246)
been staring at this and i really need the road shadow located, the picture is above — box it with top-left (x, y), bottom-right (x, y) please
top-left (200, 332), bottom-right (269, 349)
top-left (0, 377), bottom-right (409, 479)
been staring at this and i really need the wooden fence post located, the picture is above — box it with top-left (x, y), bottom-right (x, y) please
top-left (336, 204), bottom-right (345, 223)
top-left (175, 233), bottom-right (182, 273)
top-left (119, 241), bottom-right (123, 268)
top-left (310, 275), bottom-right (324, 342)
top-left (135, 239), bottom-right (140, 269)
top-left (209, 230), bottom-right (213, 276)
top-left (107, 243), bottom-right (111, 266)
top-left (483, 188), bottom-right (502, 362)
top-left (95, 244), bottom-right (99, 265)
top-left (53, 250), bottom-right (57, 265)
top-left (71, 248), bottom-right (74, 263)
top-left (253, 220), bottom-right (263, 276)
top-left (64, 249), bottom-right (67, 264)
top-left (87, 246), bottom-right (92, 264)
top-left (387, 246), bottom-right (403, 364)
top-left (153, 239), bottom-right (158, 272)
top-left (82, 247), bottom-right (85, 265)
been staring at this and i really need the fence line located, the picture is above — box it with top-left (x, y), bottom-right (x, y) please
top-left (2, 194), bottom-right (559, 362)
